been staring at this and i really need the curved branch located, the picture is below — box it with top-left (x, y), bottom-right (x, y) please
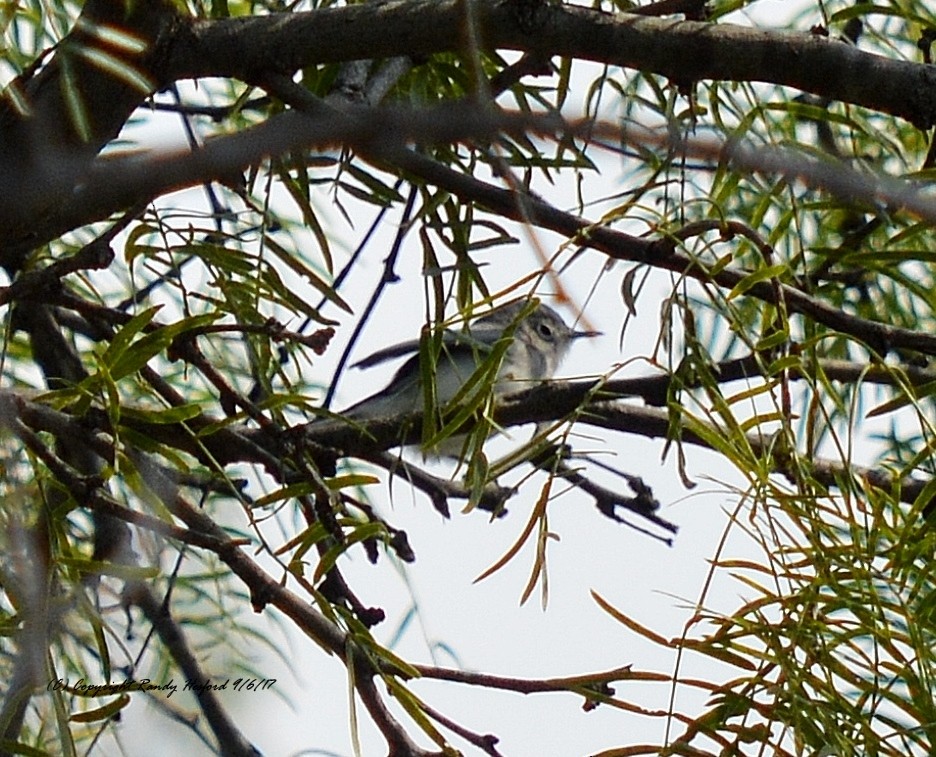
top-left (578, 401), bottom-right (930, 509)
top-left (46, 103), bottom-right (563, 248)
top-left (367, 137), bottom-right (936, 358)
top-left (293, 377), bottom-right (933, 512)
top-left (168, 0), bottom-right (936, 128)
top-left (0, 0), bottom-right (186, 271)
top-left (411, 662), bottom-right (637, 697)
top-left (361, 451), bottom-right (515, 518)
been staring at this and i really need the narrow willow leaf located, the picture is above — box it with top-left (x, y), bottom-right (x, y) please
top-left (100, 305), bottom-right (162, 368)
top-left (726, 264), bottom-right (788, 301)
top-left (73, 45), bottom-right (153, 94)
top-left (263, 233), bottom-right (348, 313)
top-left (109, 313), bottom-right (220, 381)
top-left (69, 695), bottom-right (131, 723)
top-left (313, 523), bottom-right (385, 583)
top-left (591, 591), bottom-right (672, 647)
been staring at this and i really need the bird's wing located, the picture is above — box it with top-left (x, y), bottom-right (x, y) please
top-left (351, 338), bottom-right (423, 369)
top-left (351, 326), bottom-right (501, 370)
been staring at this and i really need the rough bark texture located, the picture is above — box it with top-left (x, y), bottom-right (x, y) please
top-left (3, 1), bottom-right (936, 273)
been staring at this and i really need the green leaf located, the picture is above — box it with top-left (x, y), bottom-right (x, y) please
top-left (121, 403), bottom-right (204, 425)
top-left (325, 474), bottom-right (379, 490)
top-left (271, 161), bottom-right (334, 273)
top-left (69, 695), bottom-right (131, 722)
top-left (867, 380), bottom-right (936, 418)
top-left (313, 523), bottom-right (386, 583)
top-left (100, 305), bottom-right (162, 369)
top-left (254, 481), bottom-right (317, 507)
top-left (73, 44), bottom-right (153, 94)
top-left (263, 234), bottom-right (349, 314)
top-left (109, 313), bottom-right (220, 382)
top-left (726, 264), bottom-right (788, 301)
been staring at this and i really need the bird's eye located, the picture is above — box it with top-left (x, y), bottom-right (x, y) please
top-left (537, 321), bottom-right (555, 341)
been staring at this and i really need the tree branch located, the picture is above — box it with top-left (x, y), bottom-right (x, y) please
top-left (124, 582), bottom-right (261, 757)
top-left (365, 135), bottom-right (936, 358)
top-left (0, 0), bottom-right (186, 271)
top-left (168, 0), bottom-right (936, 128)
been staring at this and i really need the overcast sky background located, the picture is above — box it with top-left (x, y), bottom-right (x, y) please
top-left (92, 2), bottom-right (877, 755)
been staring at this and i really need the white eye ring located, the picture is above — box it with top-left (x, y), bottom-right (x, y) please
top-left (537, 321), bottom-right (555, 340)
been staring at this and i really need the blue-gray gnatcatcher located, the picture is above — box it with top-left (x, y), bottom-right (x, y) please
top-left (337, 301), bottom-right (598, 445)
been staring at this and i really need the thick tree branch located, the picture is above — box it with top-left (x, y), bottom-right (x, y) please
top-left (292, 378), bottom-right (934, 512)
top-left (578, 401), bottom-right (931, 509)
top-left (6, 0), bottom-right (935, 267)
top-left (5, 6), bottom-right (935, 367)
top-left (43, 103), bottom-right (562, 251)
top-left (167, 0), bottom-right (936, 128)
top-left (367, 137), bottom-right (936, 358)
top-left (13, 100), bottom-right (934, 365)
top-left (0, 0), bottom-right (186, 271)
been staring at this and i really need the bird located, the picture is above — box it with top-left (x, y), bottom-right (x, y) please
top-left (333, 300), bottom-right (598, 454)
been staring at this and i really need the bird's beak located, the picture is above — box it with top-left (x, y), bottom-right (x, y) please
top-left (571, 329), bottom-right (602, 340)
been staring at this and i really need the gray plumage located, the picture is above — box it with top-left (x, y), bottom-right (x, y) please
top-left (341, 300), bottom-right (598, 422)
